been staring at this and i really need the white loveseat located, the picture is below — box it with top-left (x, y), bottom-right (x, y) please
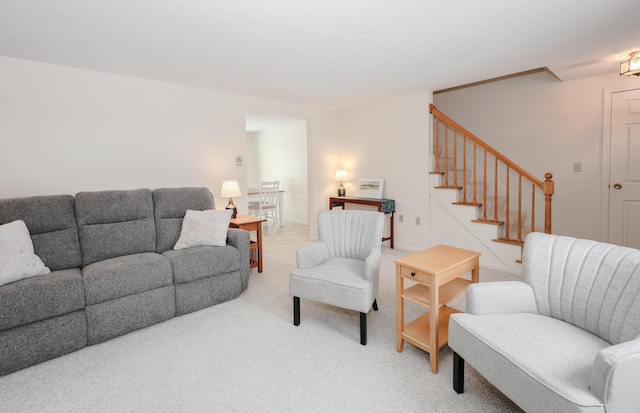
top-left (449, 232), bottom-right (640, 413)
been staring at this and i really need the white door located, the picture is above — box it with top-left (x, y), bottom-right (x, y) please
top-left (609, 88), bottom-right (640, 248)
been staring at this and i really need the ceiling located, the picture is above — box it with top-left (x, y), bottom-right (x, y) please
top-left (2, 0), bottom-right (640, 110)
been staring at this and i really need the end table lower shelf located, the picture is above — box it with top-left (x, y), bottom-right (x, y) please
top-left (229, 215), bottom-right (266, 273)
top-left (395, 244), bottom-right (480, 374)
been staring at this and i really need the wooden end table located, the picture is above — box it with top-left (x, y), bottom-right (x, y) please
top-left (395, 244), bottom-right (480, 373)
top-left (229, 215), bottom-right (266, 273)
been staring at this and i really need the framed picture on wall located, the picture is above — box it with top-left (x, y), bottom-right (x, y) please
top-left (356, 177), bottom-right (384, 198)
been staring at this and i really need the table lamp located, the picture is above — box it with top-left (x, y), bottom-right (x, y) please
top-left (220, 180), bottom-right (241, 218)
top-left (335, 169), bottom-right (347, 197)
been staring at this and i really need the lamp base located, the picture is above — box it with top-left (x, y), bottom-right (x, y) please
top-left (226, 199), bottom-right (238, 218)
top-left (337, 184), bottom-right (346, 197)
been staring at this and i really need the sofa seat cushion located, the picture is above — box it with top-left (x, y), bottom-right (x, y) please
top-left (0, 268), bottom-right (85, 331)
top-left (83, 252), bottom-right (172, 306)
top-left (450, 312), bottom-right (607, 413)
top-left (162, 245), bottom-right (240, 284)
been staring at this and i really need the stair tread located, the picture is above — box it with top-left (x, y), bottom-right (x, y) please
top-left (452, 201), bottom-right (482, 207)
top-left (493, 238), bottom-right (525, 246)
top-left (434, 185), bottom-right (462, 190)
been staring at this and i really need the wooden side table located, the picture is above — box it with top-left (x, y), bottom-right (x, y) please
top-left (395, 245), bottom-right (480, 373)
top-left (328, 196), bottom-right (395, 248)
top-left (230, 215), bottom-right (266, 273)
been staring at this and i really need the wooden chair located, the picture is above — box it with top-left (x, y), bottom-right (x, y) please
top-left (248, 180), bottom-right (279, 226)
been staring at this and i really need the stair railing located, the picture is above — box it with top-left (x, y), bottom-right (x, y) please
top-left (430, 104), bottom-right (554, 242)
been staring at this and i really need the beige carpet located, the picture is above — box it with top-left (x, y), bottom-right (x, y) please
top-left (0, 226), bottom-right (523, 412)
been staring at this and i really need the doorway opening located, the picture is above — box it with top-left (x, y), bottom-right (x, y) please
top-left (245, 113), bottom-right (309, 243)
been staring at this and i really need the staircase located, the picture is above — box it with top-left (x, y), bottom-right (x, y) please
top-left (429, 104), bottom-right (554, 275)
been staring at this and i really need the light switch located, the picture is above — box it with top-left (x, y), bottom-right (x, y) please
top-left (574, 162), bottom-right (582, 172)
top-left (236, 156), bottom-right (243, 166)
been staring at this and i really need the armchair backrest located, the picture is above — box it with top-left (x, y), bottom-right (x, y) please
top-left (522, 232), bottom-right (640, 345)
top-left (317, 210), bottom-right (384, 260)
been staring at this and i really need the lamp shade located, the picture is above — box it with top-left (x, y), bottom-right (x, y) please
top-left (220, 180), bottom-right (241, 198)
top-left (334, 169), bottom-right (348, 181)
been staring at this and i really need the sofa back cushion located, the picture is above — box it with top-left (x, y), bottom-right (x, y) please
top-left (152, 187), bottom-right (214, 253)
top-left (523, 232), bottom-right (640, 345)
top-left (0, 195), bottom-right (82, 271)
top-left (75, 189), bottom-right (156, 266)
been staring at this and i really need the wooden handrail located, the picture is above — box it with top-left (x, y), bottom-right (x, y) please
top-left (430, 104), bottom-right (554, 236)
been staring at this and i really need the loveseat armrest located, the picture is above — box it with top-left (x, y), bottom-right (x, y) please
top-left (590, 337), bottom-right (640, 413)
top-left (467, 281), bottom-right (538, 315)
top-left (296, 242), bottom-right (330, 269)
top-left (363, 247), bottom-right (382, 282)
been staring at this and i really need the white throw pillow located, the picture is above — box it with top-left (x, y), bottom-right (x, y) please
top-left (174, 209), bottom-right (233, 250)
top-left (0, 220), bottom-right (51, 287)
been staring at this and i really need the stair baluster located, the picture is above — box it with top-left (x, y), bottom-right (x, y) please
top-left (430, 104), bottom-right (554, 247)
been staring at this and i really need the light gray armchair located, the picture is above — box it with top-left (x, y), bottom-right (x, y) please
top-left (449, 232), bottom-right (640, 413)
top-left (289, 209), bottom-right (384, 345)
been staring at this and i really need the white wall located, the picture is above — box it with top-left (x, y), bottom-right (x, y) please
top-left (336, 91), bottom-right (432, 251)
top-left (0, 56), bottom-right (438, 250)
top-left (434, 70), bottom-right (640, 242)
top-left (0, 56), bottom-right (336, 237)
top-left (247, 120), bottom-right (308, 224)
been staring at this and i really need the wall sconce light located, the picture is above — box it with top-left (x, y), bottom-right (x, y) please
top-left (220, 180), bottom-right (241, 218)
top-left (620, 52), bottom-right (640, 76)
top-left (335, 169), bottom-right (347, 197)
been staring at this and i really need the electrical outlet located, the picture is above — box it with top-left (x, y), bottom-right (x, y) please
top-left (415, 216), bottom-right (421, 225)
top-left (236, 156), bottom-right (243, 166)
top-left (573, 162), bottom-right (582, 172)
top-left (399, 214), bottom-right (404, 223)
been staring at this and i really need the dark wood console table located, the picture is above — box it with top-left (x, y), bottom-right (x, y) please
top-left (329, 196), bottom-right (395, 248)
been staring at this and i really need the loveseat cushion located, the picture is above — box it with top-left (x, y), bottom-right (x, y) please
top-left (152, 187), bottom-right (214, 253)
top-left (0, 268), bottom-right (85, 332)
top-left (75, 189), bottom-right (156, 266)
top-left (0, 195), bottom-right (82, 270)
top-left (450, 312), bottom-right (607, 413)
top-left (82, 252), bottom-right (173, 306)
top-left (162, 245), bottom-right (240, 284)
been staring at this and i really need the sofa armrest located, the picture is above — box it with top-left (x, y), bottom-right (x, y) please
top-left (590, 338), bottom-right (640, 413)
top-left (226, 228), bottom-right (250, 285)
top-left (296, 242), bottom-right (330, 269)
top-left (466, 281), bottom-right (538, 315)
top-left (226, 228), bottom-right (249, 252)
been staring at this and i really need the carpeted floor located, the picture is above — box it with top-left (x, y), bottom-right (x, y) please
top-left (0, 222), bottom-right (523, 412)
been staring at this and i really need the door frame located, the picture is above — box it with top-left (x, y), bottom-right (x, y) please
top-left (601, 86), bottom-right (640, 242)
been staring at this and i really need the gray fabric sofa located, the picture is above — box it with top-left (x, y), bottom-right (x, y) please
top-left (449, 232), bottom-right (640, 413)
top-left (0, 187), bottom-right (249, 376)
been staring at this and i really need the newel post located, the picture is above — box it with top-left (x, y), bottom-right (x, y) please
top-left (543, 173), bottom-right (554, 234)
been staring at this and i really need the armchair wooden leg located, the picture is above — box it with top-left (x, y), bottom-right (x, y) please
top-left (453, 351), bottom-right (464, 394)
top-left (372, 299), bottom-right (378, 311)
top-left (360, 312), bottom-right (367, 345)
top-left (293, 296), bottom-right (300, 326)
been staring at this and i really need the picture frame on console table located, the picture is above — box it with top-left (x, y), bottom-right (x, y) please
top-left (356, 177), bottom-right (384, 198)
